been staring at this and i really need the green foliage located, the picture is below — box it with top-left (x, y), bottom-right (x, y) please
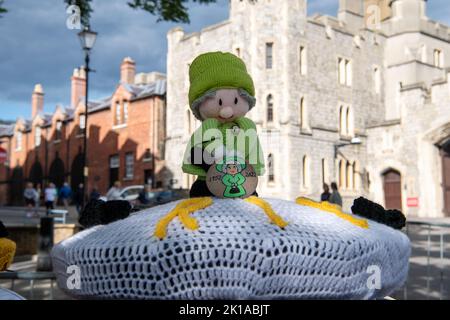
top-left (0, 0), bottom-right (7, 17)
top-left (64, 0), bottom-right (93, 27)
top-left (128, 0), bottom-right (218, 23)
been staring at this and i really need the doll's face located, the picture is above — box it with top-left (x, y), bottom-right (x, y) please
top-left (225, 164), bottom-right (239, 175)
top-left (199, 88), bottom-right (250, 123)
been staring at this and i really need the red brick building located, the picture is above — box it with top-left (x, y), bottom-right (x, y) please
top-left (0, 57), bottom-right (168, 205)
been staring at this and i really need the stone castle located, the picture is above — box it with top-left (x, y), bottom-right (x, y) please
top-left (165, 0), bottom-right (450, 217)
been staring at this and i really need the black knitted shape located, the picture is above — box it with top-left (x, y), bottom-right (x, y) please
top-left (78, 200), bottom-right (132, 228)
top-left (351, 197), bottom-right (406, 230)
top-left (0, 220), bottom-right (8, 238)
top-left (101, 200), bottom-right (132, 225)
top-left (78, 199), bottom-right (106, 228)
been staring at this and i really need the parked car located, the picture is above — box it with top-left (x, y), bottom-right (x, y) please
top-left (119, 185), bottom-right (144, 204)
top-left (133, 188), bottom-right (190, 210)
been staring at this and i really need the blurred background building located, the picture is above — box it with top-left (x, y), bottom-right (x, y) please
top-left (0, 57), bottom-right (168, 204)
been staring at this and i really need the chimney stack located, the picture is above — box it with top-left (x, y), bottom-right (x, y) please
top-left (71, 67), bottom-right (86, 108)
top-left (120, 57), bottom-right (136, 84)
top-left (31, 84), bottom-right (44, 118)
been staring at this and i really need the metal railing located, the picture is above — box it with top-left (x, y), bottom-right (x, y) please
top-left (402, 219), bottom-right (450, 300)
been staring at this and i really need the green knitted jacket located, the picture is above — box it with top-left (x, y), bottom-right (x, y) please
top-left (182, 117), bottom-right (265, 180)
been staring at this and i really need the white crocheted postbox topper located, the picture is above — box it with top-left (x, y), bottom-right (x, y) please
top-left (51, 198), bottom-right (410, 299)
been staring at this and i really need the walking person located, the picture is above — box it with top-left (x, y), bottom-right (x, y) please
top-left (59, 182), bottom-right (72, 211)
top-left (328, 182), bottom-right (343, 207)
top-left (73, 183), bottom-right (85, 214)
top-left (23, 182), bottom-right (38, 218)
top-left (320, 183), bottom-right (331, 202)
top-left (44, 183), bottom-right (58, 215)
top-left (35, 183), bottom-right (42, 212)
top-left (106, 181), bottom-right (122, 201)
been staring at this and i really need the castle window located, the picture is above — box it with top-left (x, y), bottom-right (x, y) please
top-left (266, 43), bottom-right (273, 69)
top-left (299, 46), bottom-right (307, 75)
top-left (35, 126), bottom-right (41, 147)
top-left (321, 158), bottom-right (328, 185)
top-left (15, 131), bottom-right (22, 151)
top-left (339, 104), bottom-right (353, 137)
top-left (374, 66), bottom-right (381, 94)
top-left (300, 97), bottom-right (308, 130)
top-left (338, 58), bottom-right (352, 86)
top-left (434, 49), bottom-right (444, 68)
top-left (235, 47), bottom-right (241, 57)
top-left (125, 152), bottom-right (134, 179)
top-left (302, 155), bottom-right (310, 189)
top-left (267, 94), bottom-right (274, 123)
top-left (268, 153), bottom-right (274, 183)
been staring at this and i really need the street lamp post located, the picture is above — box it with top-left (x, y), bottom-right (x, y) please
top-left (78, 27), bottom-right (97, 206)
top-left (334, 136), bottom-right (362, 159)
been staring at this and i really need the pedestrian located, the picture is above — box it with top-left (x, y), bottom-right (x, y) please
top-left (35, 183), bottom-right (42, 211)
top-left (73, 183), bottom-right (85, 214)
top-left (23, 182), bottom-right (38, 218)
top-left (328, 182), bottom-right (343, 207)
top-left (106, 181), bottom-right (122, 201)
top-left (320, 183), bottom-right (331, 202)
top-left (89, 187), bottom-right (101, 202)
top-left (59, 182), bottom-right (72, 211)
top-left (44, 183), bottom-right (58, 214)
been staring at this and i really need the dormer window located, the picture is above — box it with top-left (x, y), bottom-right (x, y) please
top-left (35, 126), bottom-right (41, 147)
top-left (55, 120), bottom-right (62, 140)
top-left (15, 131), bottom-right (22, 151)
top-left (115, 101), bottom-right (121, 125)
top-left (123, 101), bottom-right (129, 123)
top-left (79, 114), bottom-right (86, 134)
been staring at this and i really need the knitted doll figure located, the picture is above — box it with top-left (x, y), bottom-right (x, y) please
top-left (153, 52), bottom-right (288, 239)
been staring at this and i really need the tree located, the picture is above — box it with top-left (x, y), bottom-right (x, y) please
top-left (0, 0), bottom-right (7, 18)
top-left (65, 0), bottom-right (218, 26)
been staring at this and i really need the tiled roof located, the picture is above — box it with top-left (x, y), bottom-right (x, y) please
top-left (0, 124), bottom-right (14, 137)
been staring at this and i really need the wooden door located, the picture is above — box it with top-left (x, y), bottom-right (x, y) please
top-left (442, 150), bottom-right (450, 216)
top-left (383, 170), bottom-right (402, 210)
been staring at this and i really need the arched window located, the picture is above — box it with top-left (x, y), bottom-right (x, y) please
top-left (302, 155), bottom-right (309, 188)
top-left (267, 95), bottom-right (274, 123)
top-left (346, 161), bottom-right (353, 190)
top-left (339, 105), bottom-right (344, 135)
top-left (300, 97), bottom-right (308, 130)
top-left (346, 107), bottom-right (350, 136)
top-left (268, 153), bottom-right (274, 183)
top-left (321, 158), bottom-right (328, 185)
top-left (374, 66), bottom-right (381, 94)
top-left (339, 159), bottom-right (345, 189)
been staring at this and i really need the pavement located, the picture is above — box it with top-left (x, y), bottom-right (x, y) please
top-left (1, 206), bottom-right (450, 300)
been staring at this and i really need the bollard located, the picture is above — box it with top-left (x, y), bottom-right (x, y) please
top-left (36, 217), bottom-right (54, 271)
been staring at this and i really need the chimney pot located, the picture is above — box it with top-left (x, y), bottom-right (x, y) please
top-left (31, 84), bottom-right (44, 118)
top-left (121, 57), bottom-right (136, 84)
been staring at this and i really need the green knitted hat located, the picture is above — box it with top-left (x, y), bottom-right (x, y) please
top-left (188, 51), bottom-right (255, 112)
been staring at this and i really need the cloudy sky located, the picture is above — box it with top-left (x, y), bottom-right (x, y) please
top-left (0, 0), bottom-right (449, 121)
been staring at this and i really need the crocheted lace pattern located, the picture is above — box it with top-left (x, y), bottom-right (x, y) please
top-left (51, 198), bottom-right (410, 299)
